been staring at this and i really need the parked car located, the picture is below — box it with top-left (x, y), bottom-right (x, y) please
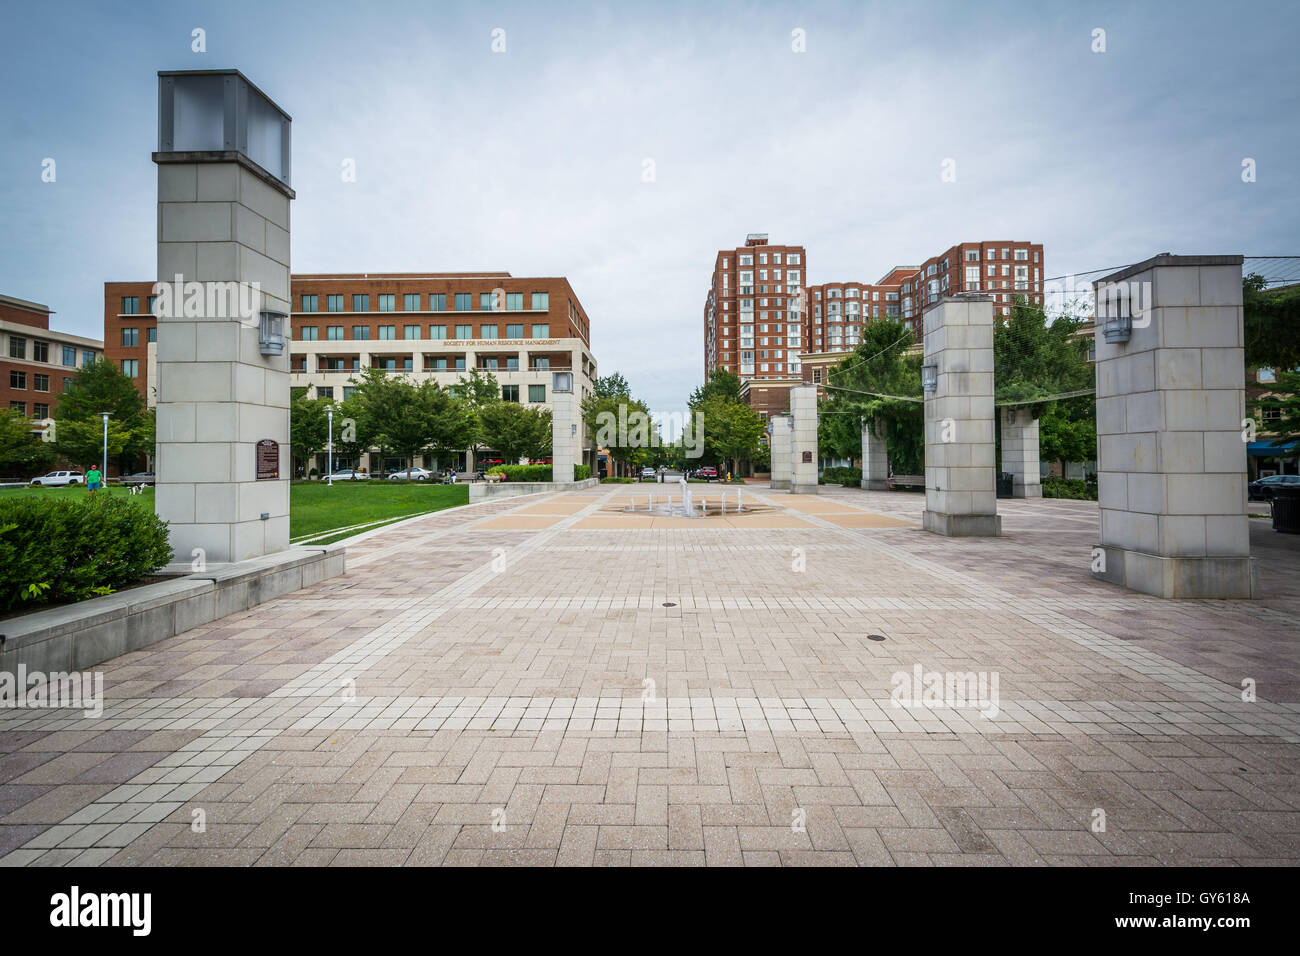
top-left (119, 471), bottom-right (156, 487)
top-left (30, 470), bottom-right (83, 486)
top-left (639, 467), bottom-right (656, 481)
top-left (697, 466), bottom-right (718, 481)
top-left (387, 467), bottom-right (432, 481)
top-left (327, 468), bottom-right (370, 481)
top-left (1248, 474), bottom-right (1300, 501)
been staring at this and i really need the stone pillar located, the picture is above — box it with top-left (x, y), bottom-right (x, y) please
top-left (921, 295), bottom-right (1001, 536)
top-left (551, 376), bottom-right (576, 483)
top-left (769, 414), bottom-right (791, 489)
top-left (1092, 253), bottom-right (1255, 598)
top-left (1000, 408), bottom-right (1041, 497)
top-left (861, 417), bottom-right (888, 490)
top-left (789, 384), bottom-right (819, 494)
top-left (153, 72), bottom-right (295, 565)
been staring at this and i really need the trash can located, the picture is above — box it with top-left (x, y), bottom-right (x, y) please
top-left (1272, 487), bottom-right (1300, 534)
top-left (996, 472), bottom-right (1013, 498)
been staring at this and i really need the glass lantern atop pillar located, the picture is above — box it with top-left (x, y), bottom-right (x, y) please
top-left (156, 70), bottom-right (293, 195)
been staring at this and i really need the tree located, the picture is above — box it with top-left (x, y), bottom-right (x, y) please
top-left (819, 319), bottom-right (924, 473)
top-left (479, 401), bottom-right (552, 465)
top-left (582, 371), bottom-right (654, 476)
top-left (1244, 274), bottom-right (1300, 372)
top-left (290, 394), bottom-right (331, 475)
top-left (449, 368), bottom-right (501, 466)
top-left (54, 359), bottom-right (152, 471)
top-left (689, 368), bottom-right (742, 409)
top-left (0, 410), bottom-right (55, 479)
top-left (994, 296), bottom-right (1096, 472)
top-left (697, 395), bottom-right (764, 476)
top-left (348, 367), bottom-right (454, 470)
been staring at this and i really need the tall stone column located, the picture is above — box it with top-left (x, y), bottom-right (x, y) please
top-left (1000, 408), bottom-right (1041, 497)
top-left (789, 384), bottom-right (819, 494)
top-left (769, 414), bottom-right (791, 489)
top-left (921, 295), bottom-right (1001, 536)
top-left (1092, 253), bottom-right (1255, 598)
top-left (153, 70), bottom-right (294, 565)
top-left (551, 371), bottom-right (576, 483)
top-left (861, 417), bottom-right (888, 490)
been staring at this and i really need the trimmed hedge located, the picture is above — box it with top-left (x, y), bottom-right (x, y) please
top-left (601, 477), bottom-right (636, 483)
top-left (820, 466), bottom-right (862, 487)
top-left (1042, 477), bottom-right (1098, 500)
top-left (486, 464), bottom-right (591, 482)
top-left (0, 496), bottom-right (173, 612)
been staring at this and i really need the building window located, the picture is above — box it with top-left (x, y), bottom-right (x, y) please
top-left (506, 324), bottom-right (523, 339)
top-left (145, 329), bottom-right (155, 345)
top-left (62, 346), bottom-right (76, 367)
top-left (502, 385), bottom-right (520, 402)
top-left (530, 292), bottom-right (548, 310)
top-left (455, 325), bottom-right (473, 339)
top-left (10, 370), bottom-right (26, 389)
top-left (479, 292), bottom-right (495, 311)
top-left (122, 359), bottom-right (138, 378)
top-left (378, 294), bottom-right (396, 312)
top-left (8, 336), bottom-right (24, 359)
top-left (455, 293), bottom-right (472, 311)
top-left (506, 357), bottom-right (518, 371)
top-left (34, 373), bottom-right (50, 391)
top-left (403, 293), bottom-right (421, 311)
top-left (532, 357), bottom-right (549, 370)
top-left (34, 341), bottom-right (50, 363)
top-left (353, 326), bottom-right (371, 340)
top-left (376, 325), bottom-right (395, 340)
top-left (10, 401), bottom-right (25, 415)
top-left (328, 294), bottom-right (344, 312)
top-left (122, 296), bottom-right (138, 314)
top-left (33, 403), bottom-right (49, 419)
top-left (430, 325), bottom-right (446, 339)
top-left (528, 384), bottom-right (546, 403)
top-left (318, 386), bottom-right (334, 400)
top-left (531, 323), bottom-right (549, 338)
top-left (147, 296), bottom-right (157, 315)
top-left (430, 293), bottom-right (447, 311)
top-left (302, 294), bottom-right (319, 312)
top-left (480, 324), bottom-right (498, 339)
top-left (455, 357), bottom-right (466, 371)
top-left (327, 326), bottom-right (344, 340)
top-left (352, 294), bottom-right (370, 312)
top-left (481, 357), bottom-right (499, 370)
top-left (300, 326), bottom-right (319, 341)
top-left (404, 325), bottom-right (420, 340)
top-left (122, 328), bottom-right (138, 347)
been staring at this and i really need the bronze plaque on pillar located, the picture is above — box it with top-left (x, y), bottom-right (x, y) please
top-left (256, 439), bottom-right (280, 480)
top-left (802, 451), bottom-right (812, 463)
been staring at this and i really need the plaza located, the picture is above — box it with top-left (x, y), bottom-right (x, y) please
top-left (1, 483), bottom-right (1297, 867)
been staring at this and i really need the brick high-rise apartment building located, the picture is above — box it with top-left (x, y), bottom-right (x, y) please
top-left (1, 292), bottom-right (103, 424)
top-left (703, 234), bottom-right (807, 382)
top-left (104, 272), bottom-right (599, 473)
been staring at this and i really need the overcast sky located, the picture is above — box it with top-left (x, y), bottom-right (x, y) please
top-left (3, 0), bottom-right (1297, 411)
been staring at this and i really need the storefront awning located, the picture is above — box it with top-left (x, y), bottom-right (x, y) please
top-left (1248, 440), bottom-right (1298, 456)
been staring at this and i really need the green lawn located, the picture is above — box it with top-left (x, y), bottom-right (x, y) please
top-left (288, 481), bottom-right (467, 543)
top-left (1, 481), bottom-right (467, 545)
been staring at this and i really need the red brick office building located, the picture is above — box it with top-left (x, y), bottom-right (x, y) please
top-left (1, 292), bottom-right (104, 423)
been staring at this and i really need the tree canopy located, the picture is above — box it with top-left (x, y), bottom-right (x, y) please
top-left (53, 359), bottom-right (153, 470)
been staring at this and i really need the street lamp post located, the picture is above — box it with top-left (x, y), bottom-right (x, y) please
top-left (327, 408), bottom-right (333, 486)
top-left (98, 411), bottom-right (110, 481)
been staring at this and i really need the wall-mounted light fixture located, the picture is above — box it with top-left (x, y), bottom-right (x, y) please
top-left (259, 310), bottom-right (287, 355)
top-left (552, 371), bottom-right (574, 394)
top-left (1099, 284), bottom-right (1133, 344)
top-left (921, 364), bottom-right (939, 392)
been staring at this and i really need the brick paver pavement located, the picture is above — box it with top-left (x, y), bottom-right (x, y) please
top-left (2, 484), bottom-right (1298, 866)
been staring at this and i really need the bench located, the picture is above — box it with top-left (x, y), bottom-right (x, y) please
top-left (888, 474), bottom-right (925, 490)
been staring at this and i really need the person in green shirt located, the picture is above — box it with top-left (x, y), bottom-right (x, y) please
top-left (86, 466), bottom-right (103, 494)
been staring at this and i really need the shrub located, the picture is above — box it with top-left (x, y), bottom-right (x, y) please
top-left (0, 495), bottom-right (173, 612)
top-left (820, 466), bottom-right (862, 486)
top-left (1041, 477), bottom-right (1098, 500)
top-left (601, 477), bottom-right (635, 483)
top-left (486, 463), bottom-right (592, 482)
